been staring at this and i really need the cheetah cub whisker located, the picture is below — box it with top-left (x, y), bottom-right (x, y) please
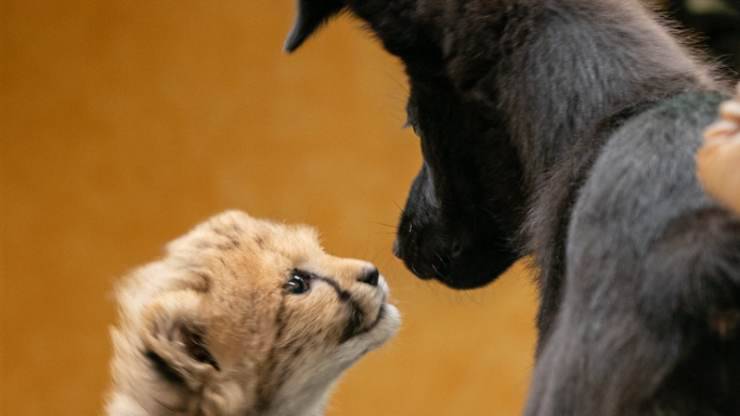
top-left (106, 211), bottom-right (401, 416)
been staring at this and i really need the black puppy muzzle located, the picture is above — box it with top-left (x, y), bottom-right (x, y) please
top-left (393, 165), bottom-right (517, 289)
top-left (392, 167), bottom-right (456, 281)
top-left (394, 214), bottom-right (456, 281)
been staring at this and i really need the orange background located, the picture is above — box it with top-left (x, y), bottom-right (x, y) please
top-left (1, 1), bottom-right (537, 415)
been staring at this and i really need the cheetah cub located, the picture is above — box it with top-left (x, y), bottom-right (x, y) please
top-left (106, 211), bottom-right (400, 416)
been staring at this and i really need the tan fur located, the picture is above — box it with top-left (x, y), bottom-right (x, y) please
top-left (697, 83), bottom-right (740, 215)
top-left (106, 211), bottom-right (400, 416)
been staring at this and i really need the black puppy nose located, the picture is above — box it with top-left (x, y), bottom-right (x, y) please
top-left (358, 267), bottom-right (379, 286)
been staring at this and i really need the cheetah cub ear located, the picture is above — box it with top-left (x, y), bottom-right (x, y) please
top-left (141, 291), bottom-right (221, 390)
top-left (108, 287), bottom-right (222, 416)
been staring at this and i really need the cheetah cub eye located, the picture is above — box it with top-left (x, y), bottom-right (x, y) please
top-left (285, 270), bottom-right (312, 294)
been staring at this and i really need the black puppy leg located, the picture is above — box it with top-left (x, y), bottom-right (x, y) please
top-left (525, 306), bottom-right (687, 416)
top-left (526, 209), bottom-right (740, 416)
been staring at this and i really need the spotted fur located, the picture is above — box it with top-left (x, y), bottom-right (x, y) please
top-left (106, 211), bottom-right (400, 416)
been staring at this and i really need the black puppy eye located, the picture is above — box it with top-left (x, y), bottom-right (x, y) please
top-left (284, 270), bottom-right (311, 295)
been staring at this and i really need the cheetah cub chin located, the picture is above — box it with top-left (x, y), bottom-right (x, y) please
top-left (106, 211), bottom-right (400, 416)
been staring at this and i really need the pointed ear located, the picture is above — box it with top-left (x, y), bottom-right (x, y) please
top-left (284, 0), bottom-right (345, 52)
top-left (142, 292), bottom-right (220, 390)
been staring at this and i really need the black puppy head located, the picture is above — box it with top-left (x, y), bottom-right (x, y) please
top-left (392, 82), bottom-right (524, 289)
top-left (286, 0), bottom-right (526, 289)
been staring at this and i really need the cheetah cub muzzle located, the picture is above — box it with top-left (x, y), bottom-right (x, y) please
top-left (106, 211), bottom-right (401, 416)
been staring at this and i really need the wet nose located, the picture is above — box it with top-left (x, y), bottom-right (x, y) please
top-left (358, 267), bottom-right (380, 287)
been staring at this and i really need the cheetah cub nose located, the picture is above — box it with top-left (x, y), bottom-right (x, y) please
top-left (358, 267), bottom-right (380, 286)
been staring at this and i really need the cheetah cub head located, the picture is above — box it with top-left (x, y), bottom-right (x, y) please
top-left (107, 211), bottom-right (400, 416)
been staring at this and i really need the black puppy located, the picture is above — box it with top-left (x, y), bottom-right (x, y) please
top-left (286, 1), bottom-right (740, 414)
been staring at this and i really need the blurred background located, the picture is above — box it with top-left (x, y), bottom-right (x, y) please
top-left (1, 1), bottom-right (738, 415)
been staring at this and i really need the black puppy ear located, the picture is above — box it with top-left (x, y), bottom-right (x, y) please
top-left (284, 0), bottom-right (345, 52)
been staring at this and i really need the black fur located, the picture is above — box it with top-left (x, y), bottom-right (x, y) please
top-left (286, 0), bottom-right (740, 414)
top-left (669, 0), bottom-right (740, 72)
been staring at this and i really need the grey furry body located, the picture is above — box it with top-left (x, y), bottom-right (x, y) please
top-left (533, 93), bottom-right (740, 415)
